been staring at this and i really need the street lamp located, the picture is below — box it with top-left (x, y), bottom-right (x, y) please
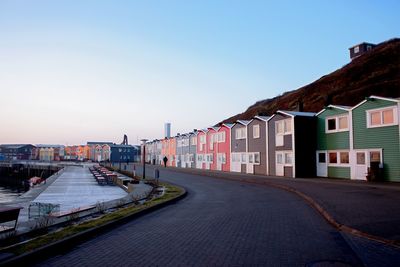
top-left (141, 139), bottom-right (148, 179)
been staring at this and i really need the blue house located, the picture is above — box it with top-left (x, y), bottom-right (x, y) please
top-left (109, 144), bottom-right (140, 163)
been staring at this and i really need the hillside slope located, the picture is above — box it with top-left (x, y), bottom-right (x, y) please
top-left (221, 38), bottom-right (400, 124)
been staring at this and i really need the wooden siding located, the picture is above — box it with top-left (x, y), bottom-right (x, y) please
top-left (352, 99), bottom-right (400, 181)
top-left (231, 124), bottom-right (247, 153)
top-left (217, 126), bottom-right (231, 172)
top-left (317, 109), bottom-right (350, 150)
top-left (268, 113), bottom-right (291, 176)
top-left (248, 119), bottom-right (267, 175)
top-left (328, 166), bottom-right (351, 179)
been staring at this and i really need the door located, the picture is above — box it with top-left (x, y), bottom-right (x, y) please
top-left (217, 154), bottom-right (222, 171)
top-left (276, 152), bottom-right (284, 176)
top-left (355, 151), bottom-right (368, 180)
top-left (316, 151), bottom-right (328, 177)
top-left (247, 153), bottom-right (254, 174)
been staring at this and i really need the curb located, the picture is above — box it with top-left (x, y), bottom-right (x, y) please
top-left (0, 186), bottom-right (187, 266)
top-left (153, 166), bottom-right (400, 249)
top-left (225, 176), bottom-right (400, 249)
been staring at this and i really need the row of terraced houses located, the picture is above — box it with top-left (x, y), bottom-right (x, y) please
top-left (145, 96), bottom-right (400, 182)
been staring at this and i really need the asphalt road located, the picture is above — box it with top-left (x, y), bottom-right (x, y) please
top-left (33, 167), bottom-right (372, 267)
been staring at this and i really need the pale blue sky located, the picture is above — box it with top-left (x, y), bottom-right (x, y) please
top-left (0, 0), bottom-right (399, 145)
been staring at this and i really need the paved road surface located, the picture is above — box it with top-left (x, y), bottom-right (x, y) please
top-left (35, 167), bottom-right (399, 266)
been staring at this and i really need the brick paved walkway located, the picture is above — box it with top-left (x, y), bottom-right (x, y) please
top-left (35, 165), bottom-right (386, 266)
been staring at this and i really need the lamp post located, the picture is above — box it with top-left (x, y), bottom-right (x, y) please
top-left (141, 139), bottom-right (148, 179)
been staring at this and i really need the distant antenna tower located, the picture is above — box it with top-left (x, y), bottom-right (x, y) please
top-left (121, 134), bottom-right (128, 145)
top-left (164, 123), bottom-right (171, 138)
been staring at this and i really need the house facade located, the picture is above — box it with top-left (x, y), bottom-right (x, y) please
top-left (175, 135), bottom-right (184, 168)
top-left (188, 131), bottom-right (198, 168)
top-left (268, 111), bottom-right (316, 178)
top-left (247, 116), bottom-right (269, 175)
top-left (109, 144), bottom-right (138, 163)
top-left (196, 130), bottom-right (208, 169)
top-left (0, 144), bottom-right (35, 160)
top-left (351, 96), bottom-right (400, 181)
top-left (206, 127), bottom-right (219, 170)
top-left (316, 105), bottom-right (352, 179)
top-left (214, 124), bottom-right (232, 172)
top-left (230, 120), bottom-right (250, 173)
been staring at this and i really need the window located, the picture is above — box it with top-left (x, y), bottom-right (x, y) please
top-left (285, 153), bottom-right (293, 164)
top-left (253, 125), bottom-right (260, 138)
top-left (276, 152), bottom-right (292, 165)
top-left (191, 137), bottom-right (197, 146)
top-left (354, 46), bottom-right (359, 53)
top-left (248, 154), bottom-right (254, 163)
top-left (284, 119), bottom-right (291, 133)
top-left (241, 153), bottom-right (247, 163)
top-left (254, 153), bottom-right (260, 164)
top-left (235, 127), bottom-right (246, 139)
top-left (326, 115), bottom-right (349, 133)
top-left (338, 117), bottom-right (348, 129)
top-left (327, 119), bottom-right (336, 131)
top-left (318, 153), bottom-right (326, 163)
top-left (276, 119), bottom-right (292, 135)
top-left (329, 152), bottom-right (337, 164)
top-left (367, 107), bottom-right (397, 128)
top-left (340, 152), bottom-right (349, 164)
top-left (276, 153), bottom-right (283, 164)
top-left (276, 121), bottom-right (284, 134)
top-left (370, 151), bottom-right (381, 162)
top-left (356, 152), bottom-right (365, 165)
top-left (383, 110), bottom-right (394, 124)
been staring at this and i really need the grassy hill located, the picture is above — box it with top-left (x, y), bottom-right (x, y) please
top-left (221, 38), bottom-right (400, 124)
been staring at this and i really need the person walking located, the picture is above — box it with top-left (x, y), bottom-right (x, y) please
top-left (163, 156), bottom-right (168, 167)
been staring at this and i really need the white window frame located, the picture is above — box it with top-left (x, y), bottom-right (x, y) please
top-left (276, 151), bottom-right (293, 166)
top-left (325, 115), bottom-right (349, 133)
top-left (235, 127), bottom-right (246, 140)
top-left (327, 150), bottom-right (350, 166)
top-left (366, 106), bottom-right (398, 128)
top-left (253, 125), bottom-right (260, 139)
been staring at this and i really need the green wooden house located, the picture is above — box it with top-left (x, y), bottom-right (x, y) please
top-left (316, 105), bottom-right (352, 179)
top-left (351, 96), bottom-right (400, 181)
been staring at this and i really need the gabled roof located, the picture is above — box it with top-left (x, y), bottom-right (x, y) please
top-left (221, 123), bottom-right (234, 128)
top-left (0, 144), bottom-right (34, 149)
top-left (253, 115), bottom-right (270, 122)
top-left (315, 105), bottom-right (351, 116)
top-left (351, 95), bottom-right (400, 110)
top-left (87, 141), bottom-right (114, 145)
top-left (198, 129), bottom-right (209, 134)
top-left (277, 110), bottom-right (316, 117)
top-left (36, 144), bottom-right (65, 148)
top-left (208, 126), bottom-right (220, 132)
top-left (236, 120), bottom-right (251, 126)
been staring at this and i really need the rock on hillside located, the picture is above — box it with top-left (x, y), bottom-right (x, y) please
top-left (221, 38), bottom-right (400, 124)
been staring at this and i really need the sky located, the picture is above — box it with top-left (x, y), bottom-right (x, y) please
top-left (0, 0), bottom-right (399, 145)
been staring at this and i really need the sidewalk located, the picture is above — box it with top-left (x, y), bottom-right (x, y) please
top-left (2, 164), bottom-right (152, 234)
top-left (134, 163), bottom-right (400, 244)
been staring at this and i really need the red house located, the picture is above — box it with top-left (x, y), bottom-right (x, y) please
top-left (215, 124), bottom-right (233, 172)
top-left (206, 127), bottom-right (219, 170)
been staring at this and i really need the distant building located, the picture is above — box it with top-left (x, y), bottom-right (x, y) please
top-left (109, 144), bottom-right (140, 163)
top-left (349, 42), bottom-right (376, 60)
top-left (87, 142), bottom-right (113, 162)
top-left (36, 144), bottom-right (65, 161)
top-left (164, 123), bottom-right (171, 138)
top-left (0, 144), bottom-right (35, 160)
